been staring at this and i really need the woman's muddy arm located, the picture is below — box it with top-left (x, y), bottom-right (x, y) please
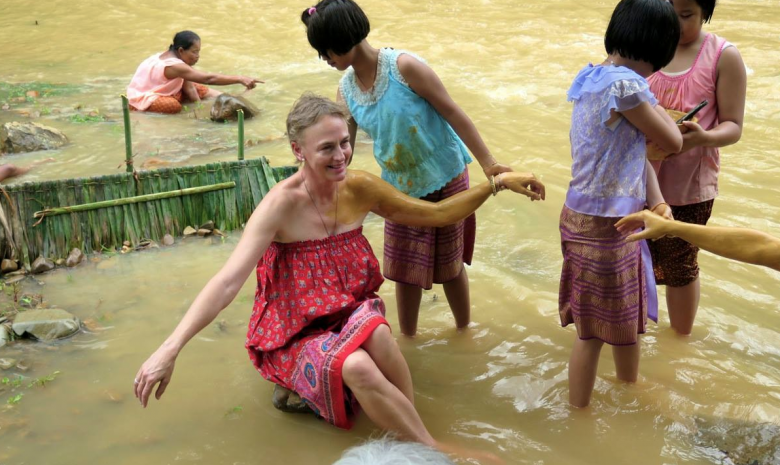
top-left (350, 170), bottom-right (544, 228)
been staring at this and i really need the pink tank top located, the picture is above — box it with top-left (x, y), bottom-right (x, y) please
top-left (126, 53), bottom-right (186, 111)
top-left (648, 33), bottom-right (732, 206)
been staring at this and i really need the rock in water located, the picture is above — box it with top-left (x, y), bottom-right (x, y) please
top-left (693, 416), bottom-right (780, 465)
top-left (11, 308), bottom-right (80, 340)
top-left (1, 259), bottom-right (18, 273)
top-left (66, 248), bottom-right (84, 267)
top-left (209, 94), bottom-right (259, 123)
top-left (271, 384), bottom-right (313, 414)
top-left (0, 122), bottom-right (68, 154)
top-left (31, 256), bottom-right (55, 274)
top-left (0, 325), bottom-right (10, 348)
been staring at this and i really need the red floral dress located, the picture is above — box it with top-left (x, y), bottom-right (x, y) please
top-left (245, 227), bottom-right (388, 429)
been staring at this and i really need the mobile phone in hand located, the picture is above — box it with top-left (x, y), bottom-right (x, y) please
top-left (676, 100), bottom-right (709, 124)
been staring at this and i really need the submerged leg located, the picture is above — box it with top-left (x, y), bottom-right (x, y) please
top-left (342, 348), bottom-right (434, 446)
top-left (361, 324), bottom-right (414, 404)
top-left (612, 339), bottom-right (640, 383)
top-left (396, 283), bottom-right (423, 337)
top-left (667, 278), bottom-right (700, 336)
top-left (442, 266), bottom-right (470, 330)
top-left (568, 337), bottom-right (604, 408)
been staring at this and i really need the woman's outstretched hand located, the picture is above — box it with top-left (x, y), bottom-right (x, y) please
top-left (134, 345), bottom-right (178, 407)
top-left (615, 210), bottom-right (671, 241)
top-left (240, 77), bottom-right (265, 89)
top-left (498, 172), bottom-right (545, 201)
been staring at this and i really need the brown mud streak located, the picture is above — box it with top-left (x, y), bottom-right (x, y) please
top-left (385, 126), bottom-right (424, 192)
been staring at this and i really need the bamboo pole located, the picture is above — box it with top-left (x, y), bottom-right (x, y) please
top-left (237, 109), bottom-right (245, 161)
top-left (121, 95), bottom-right (134, 173)
top-left (33, 182), bottom-right (236, 219)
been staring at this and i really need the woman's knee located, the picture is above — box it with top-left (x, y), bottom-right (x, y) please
top-left (342, 350), bottom-right (384, 391)
top-left (367, 324), bottom-right (394, 345)
top-left (365, 324), bottom-right (400, 355)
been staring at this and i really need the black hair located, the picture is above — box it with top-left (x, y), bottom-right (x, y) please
top-left (168, 30), bottom-right (200, 52)
top-left (300, 0), bottom-right (370, 58)
top-left (605, 0), bottom-right (680, 72)
top-left (692, 0), bottom-right (717, 22)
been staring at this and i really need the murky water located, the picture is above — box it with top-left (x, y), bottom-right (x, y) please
top-left (1, 0), bottom-right (779, 463)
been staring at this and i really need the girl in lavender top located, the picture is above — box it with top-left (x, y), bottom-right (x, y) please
top-left (559, 0), bottom-right (684, 408)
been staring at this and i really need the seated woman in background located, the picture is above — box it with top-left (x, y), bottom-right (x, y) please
top-left (127, 30), bottom-right (262, 114)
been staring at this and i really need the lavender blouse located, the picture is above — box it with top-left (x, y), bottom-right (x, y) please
top-left (565, 64), bottom-right (657, 218)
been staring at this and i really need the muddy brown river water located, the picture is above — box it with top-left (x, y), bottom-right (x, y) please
top-left (1, 0), bottom-right (779, 463)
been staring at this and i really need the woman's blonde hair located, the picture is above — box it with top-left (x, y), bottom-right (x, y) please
top-left (286, 92), bottom-right (350, 144)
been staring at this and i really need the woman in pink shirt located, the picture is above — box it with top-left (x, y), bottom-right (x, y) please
top-left (127, 31), bottom-right (262, 114)
top-left (647, 0), bottom-right (746, 335)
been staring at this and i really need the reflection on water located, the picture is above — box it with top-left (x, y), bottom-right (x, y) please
top-left (1, 0), bottom-right (779, 464)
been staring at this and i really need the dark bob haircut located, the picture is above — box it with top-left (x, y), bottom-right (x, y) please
top-left (169, 30), bottom-right (200, 52)
top-left (693, 0), bottom-right (717, 23)
top-left (604, 0), bottom-right (680, 72)
top-left (301, 0), bottom-right (370, 58)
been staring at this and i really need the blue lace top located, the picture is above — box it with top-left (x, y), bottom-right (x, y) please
top-left (565, 64), bottom-right (658, 217)
top-left (339, 48), bottom-right (472, 198)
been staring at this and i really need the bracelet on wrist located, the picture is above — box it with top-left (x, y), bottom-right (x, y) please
top-left (490, 175), bottom-right (497, 196)
top-left (650, 202), bottom-right (669, 213)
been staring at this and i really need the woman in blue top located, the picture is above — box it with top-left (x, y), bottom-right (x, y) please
top-left (560, 0), bottom-right (682, 408)
top-left (301, 0), bottom-right (540, 337)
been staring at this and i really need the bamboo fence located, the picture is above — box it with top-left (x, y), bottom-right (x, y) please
top-left (0, 158), bottom-right (297, 270)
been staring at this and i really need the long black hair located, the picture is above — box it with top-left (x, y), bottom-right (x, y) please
top-left (693, 0), bottom-right (717, 23)
top-left (604, 0), bottom-right (680, 72)
top-left (301, 0), bottom-right (370, 58)
top-left (168, 30), bottom-right (200, 52)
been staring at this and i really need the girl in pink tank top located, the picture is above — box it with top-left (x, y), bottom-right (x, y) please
top-left (646, 0), bottom-right (747, 336)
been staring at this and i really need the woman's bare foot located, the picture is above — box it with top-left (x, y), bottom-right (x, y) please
top-left (435, 441), bottom-right (505, 464)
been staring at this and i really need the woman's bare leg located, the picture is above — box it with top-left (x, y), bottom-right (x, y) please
top-left (612, 339), bottom-right (640, 383)
top-left (361, 324), bottom-right (414, 403)
top-left (667, 278), bottom-right (700, 336)
top-left (342, 349), bottom-right (435, 446)
top-left (344, 345), bottom-right (503, 463)
top-left (568, 337), bottom-right (604, 408)
top-left (442, 266), bottom-right (470, 329)
top-left (396, 283), bottom-right (423, 337)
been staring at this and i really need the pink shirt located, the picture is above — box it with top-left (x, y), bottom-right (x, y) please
top-left (648, 33), bottom-right (732, 206)
top-left (126, 53), bottom-right (186, 111)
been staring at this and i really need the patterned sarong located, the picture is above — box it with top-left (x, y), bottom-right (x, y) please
top-left (289, 299), bottom-right (386, 427)
top-left (558, 206), bottom-right (657, 345)
top-left (383, 170), bottom-right (475, 289)
top-left (144, 83), bottom-right (210, 114)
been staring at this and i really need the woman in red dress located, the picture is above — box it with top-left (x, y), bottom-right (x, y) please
top-left (133, 93), bottom-right (544, 448)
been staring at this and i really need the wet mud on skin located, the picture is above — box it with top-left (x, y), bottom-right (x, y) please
top-left (1, 0), bottom-right (779, 464)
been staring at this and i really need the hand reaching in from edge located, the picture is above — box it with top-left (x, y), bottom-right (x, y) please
top-left (615, 210), bottom-right (672, 242)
